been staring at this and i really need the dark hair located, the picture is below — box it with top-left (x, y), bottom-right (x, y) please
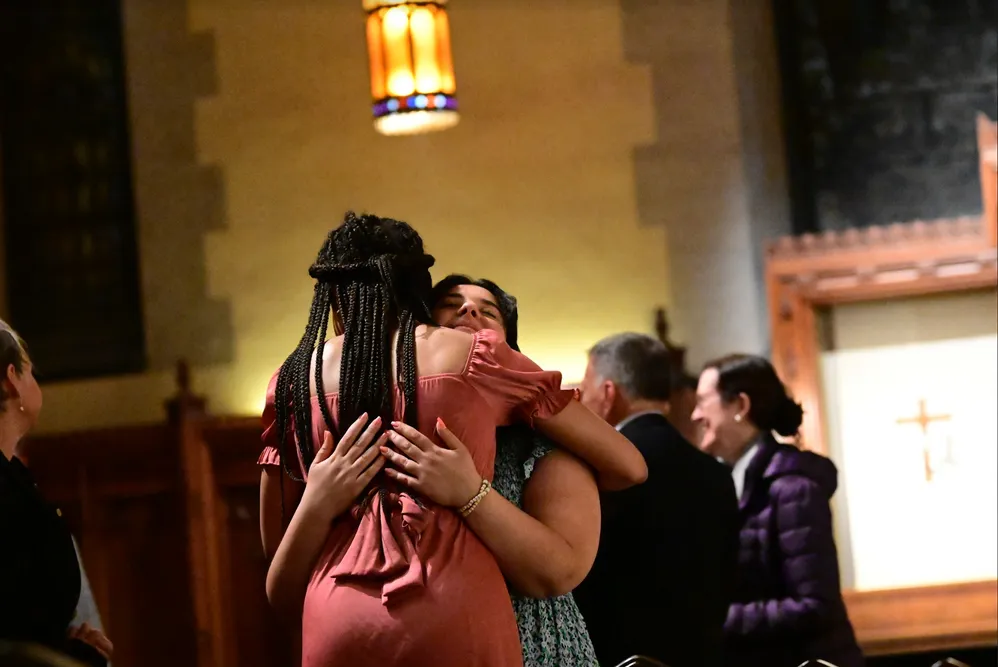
top-left (703, 353), bottom-right (803, 437)
top-left (274, 212), bottom-right (435, 482)
top-left (1, 321), bottom-right (28, 413)
top-left (429, 274), bottom-right (520, 351)
top-left (588, 333), bottom-right (672, 401)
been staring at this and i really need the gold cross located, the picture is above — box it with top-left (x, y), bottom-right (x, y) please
top-left (896, 399), bottom-right (951, 482)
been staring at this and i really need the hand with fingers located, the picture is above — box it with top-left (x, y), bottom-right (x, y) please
top-left (67, 622), bottom-right (114, 661)
top-left (382, 418), bottom-right (484, 508)
top-left (300, 412), bottom-right (389, 522)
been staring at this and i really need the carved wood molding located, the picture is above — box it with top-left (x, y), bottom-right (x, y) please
top-left (765, 212), bottom-right (997, 417)
top-left (767, 216), bottom-right (984, 265)
top-left (985, 146), bottom-right (998, 170)
top-left (977, 114), bottom-right (997, 246)
top-left (845, 580), bottom-right (998, 655)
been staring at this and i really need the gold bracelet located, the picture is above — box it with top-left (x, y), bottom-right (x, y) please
top-left (458, 479), bottom-right (488, 515)
top-left (461, 482), bottom-right (491, 517)
top-left (459, 479), bottom-right (491, 518)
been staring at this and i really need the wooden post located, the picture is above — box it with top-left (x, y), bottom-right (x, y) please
top-left (978, 114), bottom-right (997, 248)
top-left (168, 360), bottom-right (234, 667)
top-left (654, 307), bottom-right (700, 444)
top-left (766, 268), bottom-right (825, 455)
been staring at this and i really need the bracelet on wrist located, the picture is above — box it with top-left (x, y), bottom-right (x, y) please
top-left (459, 479), bottom-right (491, 518)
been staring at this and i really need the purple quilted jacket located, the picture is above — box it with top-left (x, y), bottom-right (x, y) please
top-left (723, 436), bottom-right (864, 667)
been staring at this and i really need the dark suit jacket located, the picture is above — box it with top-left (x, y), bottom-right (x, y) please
top-left (573, 413), bottom-right (739, 667)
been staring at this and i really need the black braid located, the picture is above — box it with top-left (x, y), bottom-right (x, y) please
top-left (396, 309), bottom-right (418, 425)
top-left (273, 282), bottom-right (327, 483)
top-left (314, 284), bottom-right (335, 433)
top-left (272, 212), bottom-right (435, 499)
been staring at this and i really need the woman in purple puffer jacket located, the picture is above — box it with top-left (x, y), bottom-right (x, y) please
top-left (691, 354), bottom-right (864, 667)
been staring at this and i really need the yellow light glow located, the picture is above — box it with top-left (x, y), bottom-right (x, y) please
top-left (366, 14), bottom-right (386, 100)
top-left (374, 109), bottom-right (459, 135)
top-left (434, 9), bottom-right (456, 94)
top-left (410, 8), bottom-right (441, 94)
top-left (382, 7), bottom-right (415, 97)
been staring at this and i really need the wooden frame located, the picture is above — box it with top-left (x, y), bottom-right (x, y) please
top-left (765, 114), bottom-right (998, 655)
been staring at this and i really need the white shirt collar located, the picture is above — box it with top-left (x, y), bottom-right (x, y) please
top-left (615, 410), bottom-right (666, 432)
top-left (730, 442), bottom-right (760, 501)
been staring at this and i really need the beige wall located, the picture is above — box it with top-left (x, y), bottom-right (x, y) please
top-left (32, 0), bottom-right (687, 433)
top-left (10, 0), bottom-right (791, 433)
top-left (624, 0), bottom-right (791, 365)
top-left (826, 289), bottom-right (998, 350)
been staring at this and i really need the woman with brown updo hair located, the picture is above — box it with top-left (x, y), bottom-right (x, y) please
top-left (691, 354), bottom-right (863, 667)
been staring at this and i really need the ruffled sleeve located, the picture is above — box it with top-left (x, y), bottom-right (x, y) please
top-left (465, 329), bottom-right (575, 427)
top-left (258, 369), bottom-right (304, 477)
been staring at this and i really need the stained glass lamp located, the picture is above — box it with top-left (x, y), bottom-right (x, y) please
top-left (364, 0), bottom-right (459, 136)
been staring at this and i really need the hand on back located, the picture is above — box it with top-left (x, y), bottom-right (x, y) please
top-left (67, 622), bottom-right (113, 660)
top-left (382, 419), bottom-right (483, 508)
top-left (300, 413), bottom-right (387, 521)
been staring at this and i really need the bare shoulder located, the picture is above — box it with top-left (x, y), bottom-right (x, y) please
top-left (415, 325), bottom-right (476, 376)
top-left (309, 336), bottom-right (343, 395)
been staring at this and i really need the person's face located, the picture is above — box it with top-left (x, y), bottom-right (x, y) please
top-left (5, 357), bottom-right (42, 427)
top-left (578, 356), bottom-right (615, 423)
top-left (432, 284), bottom-right (506, 341)
top-left (691, 367), bottom-right (744, 460)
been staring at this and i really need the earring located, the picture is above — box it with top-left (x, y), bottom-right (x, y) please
top-left (734, 414), bottom-right (742, 422)
top-left (18, 402), bottom-right (25, 413)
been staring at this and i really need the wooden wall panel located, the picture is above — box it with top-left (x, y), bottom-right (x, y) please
top-left (222, 485), bottom-right (297, 667)
top-left (99, 494), bottom-right (198, 667)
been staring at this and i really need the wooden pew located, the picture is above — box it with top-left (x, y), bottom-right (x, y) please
top-left (20, 362), bottom-right (294, 667)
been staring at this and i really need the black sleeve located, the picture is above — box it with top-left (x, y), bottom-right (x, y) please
top-left (0, 482), bottom-right (36, 641)
top-left (0, 472), bottom-right (83, 655)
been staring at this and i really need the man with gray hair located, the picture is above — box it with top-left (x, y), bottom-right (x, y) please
top-left (573, 333), bottom-right (738, 667)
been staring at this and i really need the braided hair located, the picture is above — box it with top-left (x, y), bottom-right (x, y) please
top-left (273, 212), bottom-right (435, 483)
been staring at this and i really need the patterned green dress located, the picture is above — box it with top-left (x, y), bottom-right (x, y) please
top-left (491, 425), bottom-right (600, 667)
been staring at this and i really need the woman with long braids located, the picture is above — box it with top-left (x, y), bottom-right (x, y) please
top-left (258, 212), bottom-right (646, 667)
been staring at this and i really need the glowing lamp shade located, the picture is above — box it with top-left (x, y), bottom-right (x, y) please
top-left (364, 0), bottom-right (459, 136)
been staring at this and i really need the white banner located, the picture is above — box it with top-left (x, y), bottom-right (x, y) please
top-left (821, 334), bottom-right (998, 591)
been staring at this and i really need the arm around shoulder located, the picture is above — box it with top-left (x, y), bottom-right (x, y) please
top-left (534, 401), bottom-right (647, 490)
top-left (463, 332), bottom-right (646, 489)
top-left (462, 448), bottom-right (601, 598)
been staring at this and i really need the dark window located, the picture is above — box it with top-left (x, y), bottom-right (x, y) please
top-left (773, 0), bottom-right (998, 233)
top-left (0, 1), bottom-right (145, 380)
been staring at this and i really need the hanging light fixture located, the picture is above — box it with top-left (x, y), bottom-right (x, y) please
top-left (363, 0), bottom-right (459, 136)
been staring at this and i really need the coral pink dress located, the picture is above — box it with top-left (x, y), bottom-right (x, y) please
top-left (258, 329), bottom-right (574, 667)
